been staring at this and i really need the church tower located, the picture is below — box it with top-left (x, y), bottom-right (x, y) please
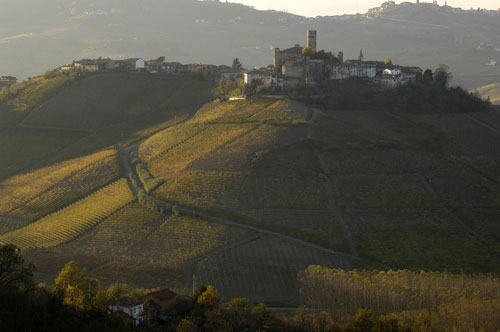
top-left (358, 49), bottom-right (364, 61)
top-left (307, 30), bottom-right (317, 52)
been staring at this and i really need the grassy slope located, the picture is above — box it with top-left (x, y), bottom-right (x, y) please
top-left (475, 83), bottom-right (500, 105)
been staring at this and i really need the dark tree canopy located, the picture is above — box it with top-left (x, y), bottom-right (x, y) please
top-left (0, 244), bottom-right (35, 292)
top-left (232, 57), bottom-right (242, 69)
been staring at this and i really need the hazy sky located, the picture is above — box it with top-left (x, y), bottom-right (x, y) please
top-left (233, 0), bottom-right (499, 17)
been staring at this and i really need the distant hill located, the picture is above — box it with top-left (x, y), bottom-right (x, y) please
top-left (0, 0), bottom-right (499, 89)
top-left (475, 83), bottom-right (500, 105)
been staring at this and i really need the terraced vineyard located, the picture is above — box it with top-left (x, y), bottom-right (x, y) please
top-left (189, 99), bottom-right (276, 124)
top-left (0, 179), bottom-right (134, 248)
top-left (149, 124), bottom-right (256, 177)
top-left (139, 124), bottom-right (208, 162)
top-left (9, 153), bottom-right (122, 220)
top-left (316, 110), bottom-right (500, 273)
top-left (194, 234), bottom-right (352, 304)
top-left (61, 203), bottom-right (163, 258)
top-left (0, 148), bottom-right (119, 215)
top-left (0, 217), bottom-right (31, 235)
top-left (155, 171), bottom-right (245, 211)
top-left (21, 73), bottom-right (214, 130)
top-left (1, 94), bottom-right (499, 305)
top-left (0, 128), bottom-right (86, 179)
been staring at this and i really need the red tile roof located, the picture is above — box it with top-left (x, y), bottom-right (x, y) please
top-left (147, 288), bottom-right (178, 302)
top-left (112, 296), bottom-right (143, 307)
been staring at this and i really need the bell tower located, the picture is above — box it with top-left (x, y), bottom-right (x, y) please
top-left (307, 30), bottom-right (317, 52)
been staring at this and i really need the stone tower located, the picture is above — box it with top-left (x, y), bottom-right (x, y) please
top-left (307, 30), bottom-right (317, 52)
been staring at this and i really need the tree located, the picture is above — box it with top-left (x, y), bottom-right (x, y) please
top-left (232, 58), bottom-right (242, 69)
top-left (0, 244), bottom-right (35, 292)
top-left (434, 64), bottom-right (452, 88)
top-left (196, 285), bottom-right (220, 309)
top-left (177, 318), bottom-right (198, 332)
top-left (212, 78), bottom-right (232, 100)
top-left (228, 298), bottom-right (252, 330)
top-left (385, 58), bottom-right (393, 65)
top-left (54, 261), bottom-right (100, 310)
top-left (315, 311), bottom-right (334, 332)
top-left (353, 309), bottom-right (374, 332)
top-left (374, 315), bottom-right (400, 332)
top-left (423, 69), bottom-right (433, 82)
top-left (244, 78), bottom-right (263, 97)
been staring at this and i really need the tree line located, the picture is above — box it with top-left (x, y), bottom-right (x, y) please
top-left (300, 65), bottom-right (492, 113)
top-left (2, 244), bottom-right (499, 331)
top-left (300, 265), bottom-right (500, 332)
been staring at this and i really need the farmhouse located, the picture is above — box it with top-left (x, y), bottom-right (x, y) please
top-left (146, 288), bottom-right (178, 316)
top-left (108, 288), bottom-right (178, 326)
top-left (109, 297), bottom-right (144, 326)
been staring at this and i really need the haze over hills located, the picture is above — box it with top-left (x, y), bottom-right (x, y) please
top-left (0, 0), bottom-right (499, 89)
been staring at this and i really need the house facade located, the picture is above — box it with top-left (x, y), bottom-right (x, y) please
top-left (109, 297), bottom-right (144, 326)
top-left (74, 58), bottom-right (116, 72)
top-left (244, 70), bottom-right (266, 85)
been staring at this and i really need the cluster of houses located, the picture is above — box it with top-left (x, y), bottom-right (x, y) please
top-left (109, 287), bottom-right (178, 326)
top-left (62, 56), bottom-right (246, 82)
top-left (61, 29), bottom-right (422, 90)
top-left (368, 1), bottom-right (500, 17)
top-left (242, 30), bottom-right (422, 89)
top-left (0, 76), bottom-right (17, 89)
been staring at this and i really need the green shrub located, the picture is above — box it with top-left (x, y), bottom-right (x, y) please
top-left (137, 189), bottom-right (171, 214)
top-left (135, 163), bottom-right (165, 193)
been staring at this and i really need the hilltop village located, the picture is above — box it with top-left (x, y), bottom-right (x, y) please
top-left (46, 29), bottom-right (422, 93)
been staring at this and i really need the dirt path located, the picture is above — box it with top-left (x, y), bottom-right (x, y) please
top-left (307, 107), bottom-right (359, 258)
top-left (466, 114), bottom-right (500, 135)
top-left (415, 173), bottom-right (490, 246)
top-left (179, 206), bottom-right (359, 261)
top-left (184, 234), bottom-right (261, 293)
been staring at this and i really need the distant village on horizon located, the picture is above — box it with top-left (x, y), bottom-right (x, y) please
top-left (59, 28), bottom-right (423, 90)
top-left (1, 0), bottom-right (499, 91)
top-left (1, 28), bottom-right (425, 92)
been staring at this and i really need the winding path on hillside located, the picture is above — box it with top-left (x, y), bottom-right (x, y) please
top-left (118, 132), bottom-right (359, 262)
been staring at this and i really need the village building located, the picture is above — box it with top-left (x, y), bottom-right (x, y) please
top-left (145, 288), bottom-right (178, 320)
top-left (74, 58), bottom-right (116, 72)
top-left (220, 66), bottom-right (244, 81)
top-left (0, 76), bottom-right (17, 88)
top-left (244, 69), bottom-right (267, 85)
top-left (268, 30), bottom-right (422, 88)
top-left (115, 58), bottom-right (146, 71)
top-left (108, 288), bottom-right (178, 326)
